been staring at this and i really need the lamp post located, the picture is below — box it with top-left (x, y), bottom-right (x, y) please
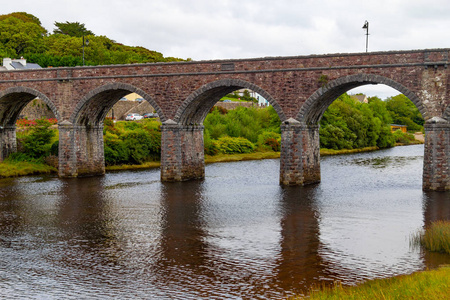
top-left (82, 36), bottom-right (89, 65)
top-left (362, 20), bottom-right (369, 53)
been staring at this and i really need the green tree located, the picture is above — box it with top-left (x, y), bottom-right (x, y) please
top-left (53, 21), bottom-right (94, 37)
top-left (320, 93), bottom-right (395, 150)
top-left (21, 119), bottom-right (55, 159)
top-left (0, 14), bottom-right (47, 56)
top-left (385, 94), bottom-right (424, 131)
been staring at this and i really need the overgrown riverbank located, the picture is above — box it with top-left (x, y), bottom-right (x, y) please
top-left (1, 94), bottom-right (424, 177)
top-left (293, 265), bottom-right (450, 300)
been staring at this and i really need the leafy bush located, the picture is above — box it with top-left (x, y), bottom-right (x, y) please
top-left (393, 130), bottom-right (416, 144)
top-left (204, 131), bottom-right (220, 155)
top-left (20, 119), bottom-right (56, 159)
top-left (217, 136), bottom-right (255, 154)
top-left (257, 131), bottom-right (281, 151)
top-left (103, 119), bottom-right (161, 165)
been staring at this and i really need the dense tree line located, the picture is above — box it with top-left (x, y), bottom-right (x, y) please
top-left (0, 12), bottom-right (184, 67)
top-left (319, 93), bottom-right (423, 150)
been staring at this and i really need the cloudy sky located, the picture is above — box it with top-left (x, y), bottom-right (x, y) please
top-left (4, 0), bottom-right (450, 98)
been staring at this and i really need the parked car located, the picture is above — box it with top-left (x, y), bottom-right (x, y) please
top-left (125, 113), bottom-right (143, 121)
top-left (143, 113), bottom-right (158, 119)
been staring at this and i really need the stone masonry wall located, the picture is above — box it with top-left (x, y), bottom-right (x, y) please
top-left (280, 119), bottom-right (320, 185)
top-left (423, 119), bottom-right (450, 191)
top-left (161, 122), bottom-right (204, 181)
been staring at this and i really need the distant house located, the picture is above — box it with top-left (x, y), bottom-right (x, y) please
top-left (1, 57), bottom-right (42, 71)
top-left (351, 94), bottom-right (369, 103)
top-left (390, 124), bottom-right (407, 133)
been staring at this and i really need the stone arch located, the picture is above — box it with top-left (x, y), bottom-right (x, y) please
top-left (70, 82), bottom-right (165, 126)
top-left (0, 86), bottom-right (59, 126)
top-left (174, 78), bottom-right (286, 125)
top-left (297, 74), bottom-right (425, 125)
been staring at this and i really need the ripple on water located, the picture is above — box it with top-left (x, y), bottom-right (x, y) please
top-left (0, 145), bottom-right (449, 299)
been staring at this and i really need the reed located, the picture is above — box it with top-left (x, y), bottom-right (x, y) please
top-left (411, 220), bottom-right (450, 254)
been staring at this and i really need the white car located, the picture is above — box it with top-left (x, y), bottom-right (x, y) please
top-left (125, 113), bottom-right (143, 121)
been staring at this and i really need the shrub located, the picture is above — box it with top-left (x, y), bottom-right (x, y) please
top-left (393, 130), bottom-right (415, 144)
top-left (50, 141), bottom-right (59, 156)
top-left (257, 131), bottom-right (281, 151)
top-left (217, 136), bottom-right (255, 154)
top-left (204, 131), bottom-right (220, 155)
top-left (21, 119), bottom-right (55, 159)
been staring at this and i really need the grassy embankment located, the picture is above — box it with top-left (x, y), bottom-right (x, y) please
top-left (0, 161), bottom-right (55, 178)
top-left (292, 220), bottom-right (450, 300)
top-left (292, 265), bottom-right (450, 300)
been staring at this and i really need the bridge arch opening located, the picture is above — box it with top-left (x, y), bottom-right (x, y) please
top-left (297, 74), bottom-right (426, 125)
top-left (71, 83), bottom-right (164, 126)
top-left (0, 87), bottom-right (59, 161)
top-left (174, 79), bottom-right (286, 125)
top-left (60, 83), bottom-right (164, 177)
top-left (285, 73), bottom-right (441, 189)
top-left (162, 79), bottom-right (285, 182)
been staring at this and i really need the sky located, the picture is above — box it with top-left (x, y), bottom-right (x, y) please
top-left (4, 0), bottom-right (450, 99)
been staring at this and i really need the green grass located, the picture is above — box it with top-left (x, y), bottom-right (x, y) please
top-left (411, 221), bottom-right (450, 254)
top-left (205, 151), bottom-right (280, 163)
top-left (320, 146), bottom-right (380, 156)
top-left (292, 265), bottom-right (450, 300)
top-left (105, 161), bottom-right (161, 171)
top-left (0, 161), bottom-right (56, 178)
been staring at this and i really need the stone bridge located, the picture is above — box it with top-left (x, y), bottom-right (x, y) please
top-left (0, 48), bottom-right (449, 190)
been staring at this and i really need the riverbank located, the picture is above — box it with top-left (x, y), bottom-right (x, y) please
top-left (0, 161), bottom-right (56, 178)
top-left (293, 265), bottom-right (450, 300)
top-left (0, 144), bottom-right (425, 177)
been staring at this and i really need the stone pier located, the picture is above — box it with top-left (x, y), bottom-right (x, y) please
top-left (161, 120), bottom-right (205, 181)
top-left (280, 119), bottom-right (320, 185)
top-left (0, 125), bottom-right (16, 161)
top-left (423, 117), bottom-right (450, 191)
top-left (58, 121), bottom-right (105, 177)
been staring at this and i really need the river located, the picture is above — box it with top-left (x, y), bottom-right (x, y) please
top-left (0, 144), bottom-right (449, 299)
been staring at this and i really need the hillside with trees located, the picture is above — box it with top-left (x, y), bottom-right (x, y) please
top-left (0, 12), bottom-right (184, 67)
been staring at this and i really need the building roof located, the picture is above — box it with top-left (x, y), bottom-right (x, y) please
top-left (351, 94), bottom-right (368, 103)
top-left (2, 58), bottom-right (42, 70)
top-left (10, 61), bottom-right (42, 70)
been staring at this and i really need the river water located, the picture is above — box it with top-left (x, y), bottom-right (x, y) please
top-left (0, 144), bottom-right (449, 299)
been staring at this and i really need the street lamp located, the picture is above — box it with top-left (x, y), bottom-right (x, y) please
top-left (82, 36), bottom-right (89, 65)
top-left (362, 20), bottom-right (369, 53)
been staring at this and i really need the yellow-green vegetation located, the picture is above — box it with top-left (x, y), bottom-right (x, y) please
top-left (0, 161), bottom-right (56, 178)
top-left (320, 146), bottom-right (379, 156)
top-left (105, 161), bottom-right (161, 171)
top-left (292, 265), bottom-right (450, 300)
top-left (411, 220), bottom-right (450, 255)
top-left (205, 151), bottom-right (280, 163)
